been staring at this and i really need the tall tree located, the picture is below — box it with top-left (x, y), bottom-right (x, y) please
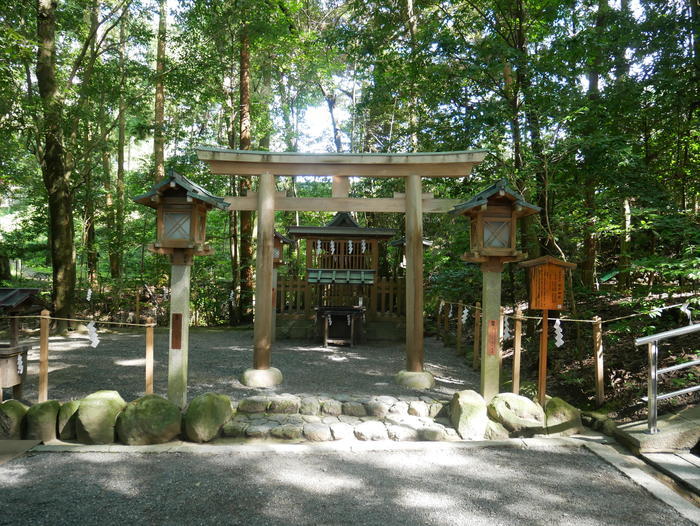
top-left (154, 0), bottom-right (167, 182)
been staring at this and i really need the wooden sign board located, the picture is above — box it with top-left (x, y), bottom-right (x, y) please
top-left (519, 256), bottom-right (576, 311)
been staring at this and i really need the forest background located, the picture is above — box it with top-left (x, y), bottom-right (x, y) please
top-left (0, 0), bottom-right (698, 413)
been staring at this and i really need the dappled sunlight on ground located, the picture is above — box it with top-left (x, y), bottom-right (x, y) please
top-left (13, 329), bottom-right (480, 403)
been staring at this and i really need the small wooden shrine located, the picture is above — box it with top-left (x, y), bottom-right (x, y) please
top-left (287, 212), bottom-right (396, 344)
top-left (0, 288), bottom-right (48, 400)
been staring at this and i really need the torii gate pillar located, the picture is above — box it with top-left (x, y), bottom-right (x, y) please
top-left (395, 173), bottom-right (435, 389)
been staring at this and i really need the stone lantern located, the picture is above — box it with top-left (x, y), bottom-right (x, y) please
top-left (451, 179), bottom-right (540, 401)
top-left (133, 171), bottom-right (229, 407)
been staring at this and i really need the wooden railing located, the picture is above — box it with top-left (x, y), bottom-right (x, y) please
top-left (276, 276), bottom-right (405, 319)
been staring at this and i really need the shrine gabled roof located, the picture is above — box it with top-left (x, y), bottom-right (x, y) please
top-left (0, 288), bottom-right (47, 313)
top-left (287, 212), bottom-right (396, 239)
top-left (450, 178), bottom-right (540, 217)
top-left (133, 170), bottom-right (230, 210)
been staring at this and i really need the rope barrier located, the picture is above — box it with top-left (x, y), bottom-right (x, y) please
top-left (0, 315), bottom-right (155, 328)
top-left (436, 297), bottom-right (697, 325)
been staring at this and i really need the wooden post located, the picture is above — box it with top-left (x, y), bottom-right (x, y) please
top-left (9, 317), bottom-right (19, 348)
top-left (538, 309), bottom-right (549, 406)
top-left (443, 303), bottom-right (450, 346)
top-left (512, 307), bottom-right (522, 394)
top-left (39, 309), bottom-right (50, 403)
top-left (145, 317), bottom-right (154, 395)
top-left (168, 262), bottom-right (191, 408)
top-left (304, 240), bottom-right (313, 318)
top-left (135, 289), bottom-right (141, 323)
top-left (472, 302), bottom-right (481, 369)
top-left (253, 172), bottom-right (275, 370)
top-left (404, 173), bottom-right (424, 372)
top-left (272, 267), bottom-right (278, 343)
top-left (456, 304), bottom-right (464, 355)
top-left (593, 316), bottom-right (604, 407)
top-left (480, 262), bottom-right (503, 401)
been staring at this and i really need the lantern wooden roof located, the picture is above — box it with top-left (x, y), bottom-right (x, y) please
top-left (519, 255), bottom-right (577, 269)
top-left (287, 212), bottom-right (395, 240)
top-left (450, 179), bottom-right (540, 218)
top-left (133, 171), bottom-right (230, 211)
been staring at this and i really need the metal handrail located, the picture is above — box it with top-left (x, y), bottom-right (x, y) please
top-left (635, 323), bottom-right (700, 434)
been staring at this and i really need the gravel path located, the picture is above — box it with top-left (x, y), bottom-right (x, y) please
top-left (10, 329), bottom-right (480, 404)
top-left (1, 445), bottom-right (694, 526)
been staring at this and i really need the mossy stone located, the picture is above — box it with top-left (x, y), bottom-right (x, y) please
top-left (183, 392), bottom-right (232, 443)
top-left (487, 393), bottom-right (545, 437)
top-left (0, 399), bottom-right (29, 439)
top-left (76, 391), bottom-right (127, 445)
top-left (58, 401), bottom-right (81, 440)
top-left (116, 395), bottom-right (182, 445)
top-left (449, 390), bottom-right (488, 440)
top-left (25, 400), bottom-right (61, 443)
top-left (545, 397), bottom-right (583, 436)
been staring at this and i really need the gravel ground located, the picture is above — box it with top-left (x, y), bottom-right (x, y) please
top-left (9, 328), bottom-right (480, 404)
top-left (0, 445), bottom-right (694, 526)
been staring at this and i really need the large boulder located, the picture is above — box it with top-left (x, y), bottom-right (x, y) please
top-left (183, 392), bottom-right (232, 443)
top-left (76, 391), bottom-right (127, 445)
top-left (545, 397), bottom-right (583, 436)
top-left (25, 400), bottom-right (60, 443)
top-left (58, 401), bottom-right (81, 440)
top-left (0, 399), bottom-right (29, 439)
top-left (487, 393), bottom-right (545, 437)
top-left (116, 395), bottom-right (182, 445)
top-left (450, 390), bottom-right (488, 440)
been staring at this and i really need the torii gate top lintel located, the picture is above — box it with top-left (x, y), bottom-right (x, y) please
top-left (196, 147), bottom-right (488, 177)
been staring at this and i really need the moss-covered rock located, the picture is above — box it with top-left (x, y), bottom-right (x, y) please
top-left (484, 419), bottom-right (510, 440)
top-left (116, 395), bottom-right (182, 445)
top-left (487, 392), bottom-right (545, 437)
top-left (545, 397), bottom-right (583, 436)
top-left (76, 390), bottom-right (127, 445)
top-left (449, 390), bottom-right (488, 440)
top-left (25, 400), bottom-right (60, 443)
top-left (183, 393), bottom-right (232, 443)
top-left (0, 399), bottom-right (29, 439)
top-left (58, 400), bottom-right (81, 440)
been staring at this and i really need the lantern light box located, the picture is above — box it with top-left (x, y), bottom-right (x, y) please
top-left (273, 231), bottom-right (294, 266)
top-left (452, 179), bottom-right (540, 263)
top-left (519, 256), bottom-right (577, 310)
top-left (133, 170), bottom-right (229, 261)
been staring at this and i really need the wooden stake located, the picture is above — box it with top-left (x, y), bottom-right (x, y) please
top-left (443, 302), bottom-right (450, 347)
top-left (145, 317), bottom-right (154, 395)
top-left (472, 302), bottom-right (481, 369)
top-left (538, 309), bottom-right (549, 406)
top-left (456, 304), bottom-right (464, 355)
top-left (593, 316), bottom-right (604, 407)
top-left (39, 309), bottom-right (50, 403)
top-left (512, 307), bottom-right (522, 395)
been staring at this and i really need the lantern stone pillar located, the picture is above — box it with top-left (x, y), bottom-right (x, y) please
top-left (242, 171), bottom-right (283, 387)
top-left (396, 173), bottom-right (434, 389)
top-left (480, 260), bottom-right (503, 401)
top-left (168, 260), bottom-right (191, 407)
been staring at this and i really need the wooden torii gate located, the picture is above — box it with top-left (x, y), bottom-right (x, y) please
top-left (197, 147), bottom-right (487, 388)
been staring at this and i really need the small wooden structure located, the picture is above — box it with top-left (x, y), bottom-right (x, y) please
top-left (133, 170), bottom-right (229, 264)
top-left (288, 212), bottom-right (395, 330)
top-left (520, 256), bottom-right (576, 310)
top-left (452, 178), bottom-right (540, 265)
top-left (452, 180), bottom-right (540, 401)
top-left (273, 231), bottom-right (294, 266)
top-left (133, 171), bottom-right (229, 407)
top-left (519, 256), bottom-right (576, 405)
top-left (0, 288), bottom-right (47, 401)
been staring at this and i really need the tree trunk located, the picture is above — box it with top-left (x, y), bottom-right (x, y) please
top-left (114, 11), bottom-right (127, 278)
top-left (238, 27), bottom-right (254, 323)
top-left (37, 0), bottom-right (76, 331)
top-left (154, 0), bottom-right (166, 181)
top-left (580, 1), bottom-right (606, 290)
